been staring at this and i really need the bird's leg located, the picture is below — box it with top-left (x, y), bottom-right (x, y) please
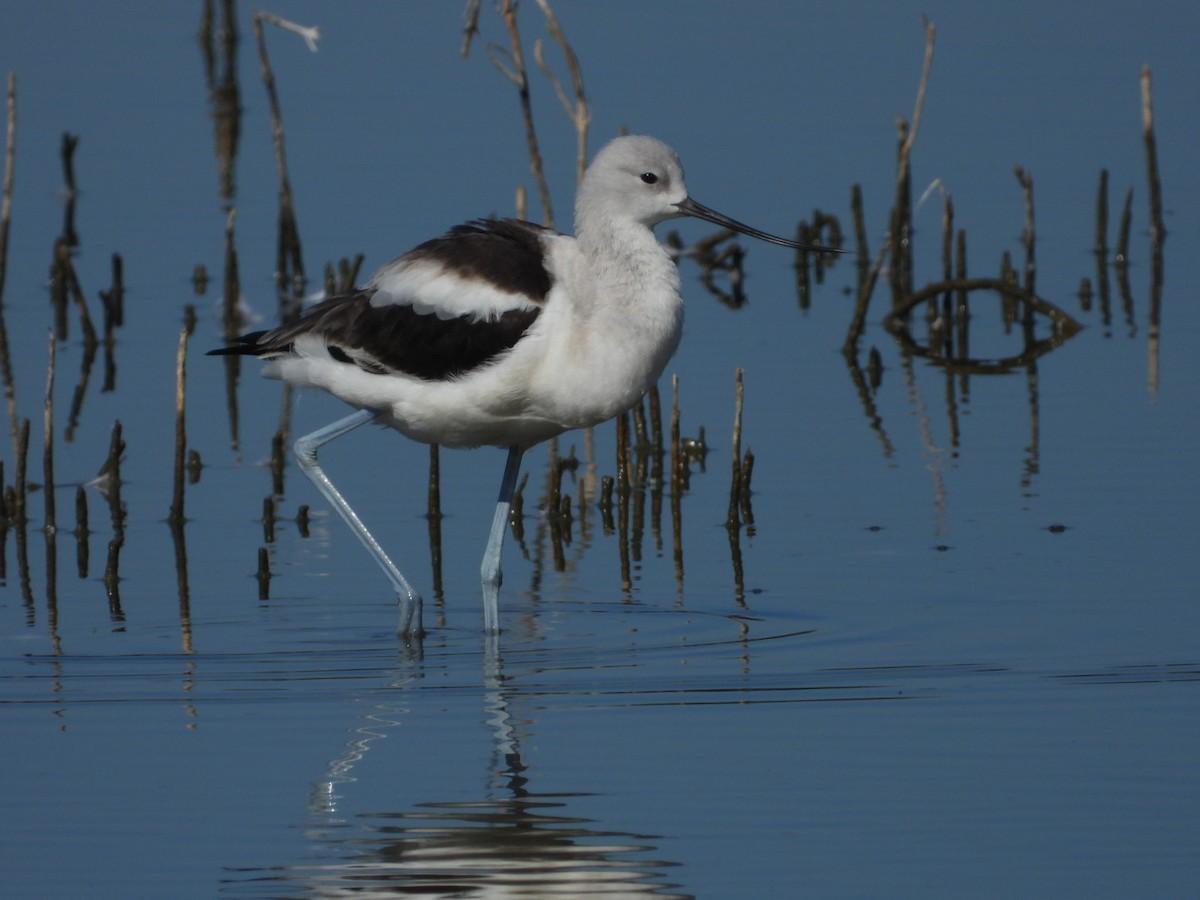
top-left (479, 446), bottom-right (524, 634)
top-left (294, 408), bottom-right (424, 637)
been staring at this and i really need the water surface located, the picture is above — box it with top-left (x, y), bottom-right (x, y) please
top-left (1, 2), bottom-right (1197, 897)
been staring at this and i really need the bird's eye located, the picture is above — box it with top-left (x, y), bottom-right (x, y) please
top-left (640, 172), bottom-right (658, 185)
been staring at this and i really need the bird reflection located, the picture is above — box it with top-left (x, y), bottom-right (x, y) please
top-left (225, 641), bottom-right (689, 898)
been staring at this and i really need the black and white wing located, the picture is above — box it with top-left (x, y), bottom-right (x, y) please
top-left (212, 218), bottom-right (555, 381)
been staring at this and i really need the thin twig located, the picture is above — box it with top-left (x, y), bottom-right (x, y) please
top-left (64, 257), bottom-right (99, 353)
top-left (43, 331), bottom-right (55, 533)
top-left (59, 133), bottom-right (79, 248)
top-left (460, 0), bottom-right (482, 58)
top-left (0, 73), bottom-right (14, 303)
top-left (1094, 168), bottom-right (1109, 259)
top-left (889, 17), bottom-right (936, 303)
top-left (15, 416), bottom-right (28, 522)
top-left (252, 11), bottom-right (311, 294)
top-left (727, 369), bottom-right (744, 528)
top-left (169, 329), bottom-right (187, 523)
top-left (533, 0), bottom-right (590, 184)
top-left (1140, 66), bottom-right (1166, 246)
top-left (255, 11), bottom-right (320, 51)
top-left (1014, 165), bottom-right (1036, 297)
top-left (489, 0), bottom-right (553, 226)
top-left (0, 74), bottom-right (16, 448)
top-left (902, 17), bottom-right (936, 160)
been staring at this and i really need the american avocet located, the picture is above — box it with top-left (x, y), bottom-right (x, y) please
top-left (212, 134), bottom-right (839, 636)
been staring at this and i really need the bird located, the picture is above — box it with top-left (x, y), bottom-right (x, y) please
top-left (211, 134), bottom-right (840, 637)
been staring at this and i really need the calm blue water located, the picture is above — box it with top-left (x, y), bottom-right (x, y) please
top-left (2, 2), bottom-right (1198, 897)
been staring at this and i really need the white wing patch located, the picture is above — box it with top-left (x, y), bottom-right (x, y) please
top-left (369, 258), bottom-right (543, 322)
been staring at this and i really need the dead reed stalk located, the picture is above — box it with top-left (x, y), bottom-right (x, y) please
top-left (170, 329), bottom-right (187, 523)
top-left (257, 546), bottom-right (271, 599)
top-left (533, 0), bottom-right (590, 184)
top-left (262, 496), bottom-right (275, 543)
top-left (669, 374), bottom-right (682, 489)
top-left (64, 257), bottom-right (99, 353)
top-left (843, 184), bottom-right (888, 354)
top-left (0, 72), bottom-right (14, 302)
top-left (14, 416), bottom-right (28, 522)
top-left (43, 331), bottom-right (55, 532)
top-left (727, 369), bottom-right (744, 528)
top-left (1014, 165), bottom-right (1036, 297)
top-left (427, 443), bottom-right (444, 601)
top-left (1140, 66), bottom-right (1166, 247)
top-left (99, 254), bottom-right (123, 392)
top-left (252, 11), bottom-right (315, 294)
top-left (889, 17), bottom-right (936, 303)
top-left (59, 133), bottom-right (79, 248)
top-left (488, 0), bottom-right (554, 226)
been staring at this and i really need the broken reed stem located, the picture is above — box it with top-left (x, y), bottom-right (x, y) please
top-left (847, 238), bottom-right (889, 356)
top-left (76, 482), bottom-right (89, 577)
top-left (59, 133), bottom-right (79, 248)
top-left (169, 329), bottom-right (187, 523)
top-left (903, 17), bottom-right (936, 163)
top-left (1115, 186), bottom-right (1133, 265)
top-left (843, 186), bottom-right (871, 352)
top-left (492, 0), bottom-right (553, 227)
top-left (615, 409), bottom-right (630, 495)
top-left (647, 382), bottom-right (663, 487)
top-left (251, 12), bottom-right (306, 293)
top-left (669, 374), bottom-right (681, 492)
top-left (739, 450), bottom-right (755, 526)
top-left (427, 443), bottom-right (444, 597)
top-left (1094, 168), bottom-right (1109, 259)
top-left (427, 443), bottom-right (441, 522)
top-left (1014, 165), bottom-right (1036, 300)
top-left (460, 0), bottom-right (482, 58)
top-left (262, 495), bottom-right (275, 543)
top-left (727, 368), bottom-right (744, 528)
top-left (104, 252), bottom-right (124, 327)
top-left (101, 419), bottom-right (124, 518)
top-left (221, 207), bottom-right (240, 338)
top-left (889, 17), bottom-right (936, 303)
top-left (64, 256), bottom-right (99, 352)
top-left (1140, 66), bottom-right (1166, 246)
top-left (100, 254), bottom-right (123, 392)
top-left (272, 386), bottom-right (292, 495)
top-left (15, 416), bottom-right (28, 521)
top-left (0, 72), bottom-right (14, 303)
top-left (533, 0), bottom-right (590, 184)
top-left (104, 534), bottom-right (123, 613)
top-left (256, 546), bottom-right (271, 599)
top-left (851, 184), bottom-right (869, 288)
top-left (43, 331), bottom-right (55, 533)
top-left (630, 395), bottom-right (648, 452)
top-left (74, 483), bottom-right (87, 535)
top-left (941, 192), bottom-right (954, 287)
top-left (953, 228), bottom-right (970, 353)
top-left (50, 238), bottom-right (69, 340)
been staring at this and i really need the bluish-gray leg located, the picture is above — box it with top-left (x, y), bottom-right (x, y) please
top-left (294, 409), bottom-right (424, 637)
top-left (479, 446), bottom-right (523, 634)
